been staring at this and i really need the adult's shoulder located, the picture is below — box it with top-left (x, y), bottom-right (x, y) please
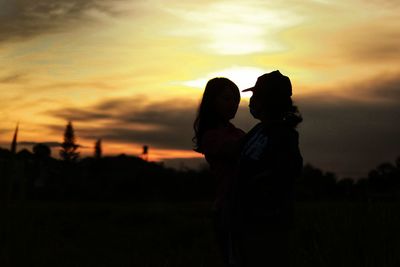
top-left (268, 123), bottom-right (299, 145)
top-left (228, 122), bottom-right (246, 136)
top-left (246, 122), bottom-right (264, 135)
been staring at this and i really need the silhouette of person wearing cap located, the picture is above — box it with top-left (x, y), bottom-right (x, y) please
top-left (193, 77), bottom-right (245, 267)
top-left (236, 70), bottom-right (303, 267)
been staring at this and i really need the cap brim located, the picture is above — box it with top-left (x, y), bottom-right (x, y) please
top-left (242, 87), bottom-right (254, 92)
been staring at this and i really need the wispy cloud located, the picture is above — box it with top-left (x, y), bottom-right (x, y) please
top-left (0, 72), bottom-right (28, 83)
top-left (47, 96), bottom-right (198, 150)
top-left (337, 21), bottom-right (400, 63)
top-left (0, 0), bottom-right (126, 43)
top-left (19, 141), bottom-right (61, 148)
top-left (162, 1), bottom-right (303, 55)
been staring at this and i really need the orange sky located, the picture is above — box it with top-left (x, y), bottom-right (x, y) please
top-left (1, 0), bottom-right (400, 176)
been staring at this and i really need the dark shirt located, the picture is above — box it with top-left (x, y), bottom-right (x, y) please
top-left (201, 123), bottom-right (245, 209)
top-left (238, 121), bottom-right (303, 225)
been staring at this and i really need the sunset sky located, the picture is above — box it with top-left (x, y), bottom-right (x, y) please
top-left (0, 0), bottom-right (399, 178)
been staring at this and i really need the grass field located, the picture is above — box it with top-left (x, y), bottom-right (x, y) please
top-left (1, 201), bottom-right (399, 267)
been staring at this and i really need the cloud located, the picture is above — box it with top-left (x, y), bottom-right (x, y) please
top-left (340, 23), bottom-right (400, 63)
top-left (161, 1), bottom-right (303, 55)
top-left (358, 73), bottom-right (400, 101)
top-left (0, 72), bottom-right (28, 83)
top-left (0, 0), bottom-right (125, 43)
top-left (296, 74), bottom-right (400, 177)
top-left (331, 72), bottom-right (400, 103)
top-left (52, 108), bottom-right (111, 122)
top-left (19, 141), bottom-right (61, 148)
top-left (47, 97), bottom-right (199, 150)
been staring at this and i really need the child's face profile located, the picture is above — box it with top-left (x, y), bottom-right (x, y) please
top-left (214, 87), bottom-right (240, 122)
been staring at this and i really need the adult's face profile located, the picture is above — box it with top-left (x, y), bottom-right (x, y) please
top-left (214, 86), bottom-right (240, 121)
top-left (248, 90), bottom-right (264, 119)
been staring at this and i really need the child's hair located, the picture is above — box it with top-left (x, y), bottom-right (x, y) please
top-left (193, 77), bottom-right (240, 152)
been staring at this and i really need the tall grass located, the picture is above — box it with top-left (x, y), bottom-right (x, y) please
top-left (0, 201), bottom-right (399, 266)
top-left (294, 202), bottom-right (400, 267)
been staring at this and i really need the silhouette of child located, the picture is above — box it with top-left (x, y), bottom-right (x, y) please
top-left (193, 77), bottom-right (245, 267)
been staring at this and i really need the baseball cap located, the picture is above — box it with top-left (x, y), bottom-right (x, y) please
top-left (242, 70), bottom-right (292, 97)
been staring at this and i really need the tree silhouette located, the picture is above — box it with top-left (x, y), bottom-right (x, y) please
top-left (10, 123), bottom-right (19, 154)
top-left (60, 121), bottom-right (80, 162)
top-left (94, 139), bottom-right (102, 159)
top-left (33, 143), bottom-right (51, 159)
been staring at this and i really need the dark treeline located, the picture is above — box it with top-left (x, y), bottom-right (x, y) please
top-left (1, 146), bottom-right (400, 203)
top-left (0, 147), bottom-right (214, 202)
top-left (298, 161), bottom-right (400, 201)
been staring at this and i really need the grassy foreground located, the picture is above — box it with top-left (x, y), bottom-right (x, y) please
top-left (1, 201), bottom-right (399, 267)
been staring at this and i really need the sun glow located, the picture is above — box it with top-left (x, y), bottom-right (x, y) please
top-left (181, 66), bottom-right (268, 93)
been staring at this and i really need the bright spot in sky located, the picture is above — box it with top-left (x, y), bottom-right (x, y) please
top-left (163, 1), bottom-right (302, 55)
top-left (181, 66), bottom-right (268, 93)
